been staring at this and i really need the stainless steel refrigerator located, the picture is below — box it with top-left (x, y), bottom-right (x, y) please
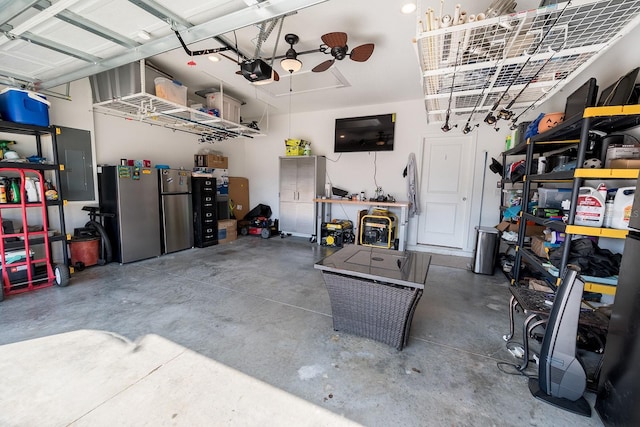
top-left (596, 183), bottom-right (639, 425)
top-left (98, 165), bottom-right (161, 263)
top-left (158, 169), bottom-right (193, 253)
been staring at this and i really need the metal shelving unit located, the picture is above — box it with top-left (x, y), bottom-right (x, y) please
top-left (415, 0), bottom-right (640, 122)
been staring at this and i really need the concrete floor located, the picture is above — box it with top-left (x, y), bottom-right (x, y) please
top-left (0, 236), bottom-right (606, 426)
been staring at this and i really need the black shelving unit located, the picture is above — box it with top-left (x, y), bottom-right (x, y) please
top-left (510, 106), bottom-right (640, 295)
top-left (0, 121), bottom-right (70, 300)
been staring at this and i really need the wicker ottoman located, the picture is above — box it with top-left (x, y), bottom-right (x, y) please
top-left (321, 271), bottom-right (423, 350)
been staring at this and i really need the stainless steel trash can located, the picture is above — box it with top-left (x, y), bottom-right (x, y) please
top-left (473, 226), bottom-right (499, 275)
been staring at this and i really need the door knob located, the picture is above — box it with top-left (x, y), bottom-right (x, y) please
top-left (462, 197), bottom-right (467, 201)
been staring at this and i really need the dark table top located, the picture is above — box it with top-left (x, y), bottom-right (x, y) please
top-left (314, 244), bottom-right (431, 289)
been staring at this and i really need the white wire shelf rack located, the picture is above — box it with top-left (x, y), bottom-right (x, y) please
top-left (415, 0), bottom-right (640, 123)
top-left (93, 94), bottom-right (263, 141)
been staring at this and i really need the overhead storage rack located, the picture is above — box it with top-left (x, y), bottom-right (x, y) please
top-left (91, 59), bottom-right (263, 141)
top-left (415, 0), bottom-right (640, 123)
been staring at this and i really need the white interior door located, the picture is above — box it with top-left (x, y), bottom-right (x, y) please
top-left (417, 135), bottom-right (473, 248)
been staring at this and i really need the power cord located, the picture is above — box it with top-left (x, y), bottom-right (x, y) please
top-left (496, 361), bottom-right (538, 379)
top-left (373, 152), bottom-right (379, 190)
top-left (498, 339), bottom-right (539, 379)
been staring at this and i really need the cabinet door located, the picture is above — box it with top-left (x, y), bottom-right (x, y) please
top-left (280, 158), bottom-right (298, 202)
top-left (295, 202), bottom-right (315, 234)
top-left (56, 126), bottom-right (95, 201)
top-left (296, 157), bottom-right (317, 201)
top-left (279, 201), bottom-right (298, 232)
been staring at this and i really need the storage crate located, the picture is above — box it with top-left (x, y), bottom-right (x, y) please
top-left (154, 77), bottom-right (188, 106)
top-left (538, 187), bottom-right (572, 209)
top-left (1, 250), bottom-right (35, 283)
top-left (205, 92), bottom-right (241, 123)
top-left (285, 146), bottom-right (305, 156)
top-left (0, 88), bottom-right (50, 127)
top-left (89, 60), bottom-right (166, 103)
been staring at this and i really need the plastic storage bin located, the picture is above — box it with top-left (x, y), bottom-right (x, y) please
top-left (154, 77), bottom-right (188, 106)
top-left (205, 92), bottom-right (241, 123)
top-left (0, 88), bottom-right (50, 127)
top-left (89, 60), bottom-right (165, 103)
top-left (1, 249), bottom-right (35, 283)
top-left (538, 187), bottom-right (572, 209)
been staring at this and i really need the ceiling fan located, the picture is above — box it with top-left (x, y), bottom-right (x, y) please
top-left (312, 32), bottom-right (374, 72)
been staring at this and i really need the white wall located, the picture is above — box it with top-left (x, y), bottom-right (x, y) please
top-left (242, 98), bottom-right (511, 254)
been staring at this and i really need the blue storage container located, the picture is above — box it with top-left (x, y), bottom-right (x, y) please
top-left (0, 88), bottom-right (50, 127)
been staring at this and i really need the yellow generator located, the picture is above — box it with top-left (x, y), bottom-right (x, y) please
top-left (359, 209), bottom-right (397, 249)
top-left (321, 220), bottom-right (354, 247)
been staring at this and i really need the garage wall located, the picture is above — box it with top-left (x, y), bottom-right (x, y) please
top-left (242, 99), bottom-right (510, 254)
top-left (41, 19), bottom-right (640, 255)
top-left (45, 78), bottom-right (253, 234)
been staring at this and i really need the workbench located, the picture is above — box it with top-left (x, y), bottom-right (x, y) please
top-left (313, 198), bottom-right (410, 251)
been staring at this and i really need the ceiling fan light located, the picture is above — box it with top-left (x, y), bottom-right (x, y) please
top-left (281, 57), bottom-right (302, 73)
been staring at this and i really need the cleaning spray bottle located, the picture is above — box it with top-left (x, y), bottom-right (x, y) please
top-left (0, 140), bottom-right (16, 159)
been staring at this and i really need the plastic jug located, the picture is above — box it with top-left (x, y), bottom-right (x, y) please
top-left (575, 186), bottom-right (605, 227)
top-left (610, 186), bottom-right (636, 230)
top-left (24, 177), bottom-right (38, 202)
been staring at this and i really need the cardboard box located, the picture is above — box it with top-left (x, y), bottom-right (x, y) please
top-left (496, 221), bottom-right (546, 237)
top-left (194, 154), bottom-right (228, 169)
top-left (228, 177), bottom-right (249, 220)
top-left (218, 219), bottom-right (237, 244)
top-left (285, 139), bottom-right (309, 147)
top-left (531, 236), bottom-right (549, 259)
top-left (605, 145), bottom-right (640, 167)
top-left (609, 158), bottom-right (640, 169)
top-left (285, 146), bottom-right (305, 156)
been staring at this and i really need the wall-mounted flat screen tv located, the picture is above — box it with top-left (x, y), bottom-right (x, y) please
top-left (334, 113), bottom-right (396, 153)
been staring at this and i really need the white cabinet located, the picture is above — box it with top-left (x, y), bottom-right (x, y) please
top-left (279, 156), bottom-right (325, 236)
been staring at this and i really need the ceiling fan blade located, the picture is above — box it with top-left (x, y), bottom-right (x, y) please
top-left (312, 59), bottom-right (335, 72)
top-left (321, 32), bottom-right (347, 48)
top-left (350, 43), bottom-right (374, 62)
top-left (273, 70), bottom-right (280, 81)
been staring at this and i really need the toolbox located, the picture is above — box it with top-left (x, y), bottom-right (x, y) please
top-left (321, 220), bottom-right (354, 247)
